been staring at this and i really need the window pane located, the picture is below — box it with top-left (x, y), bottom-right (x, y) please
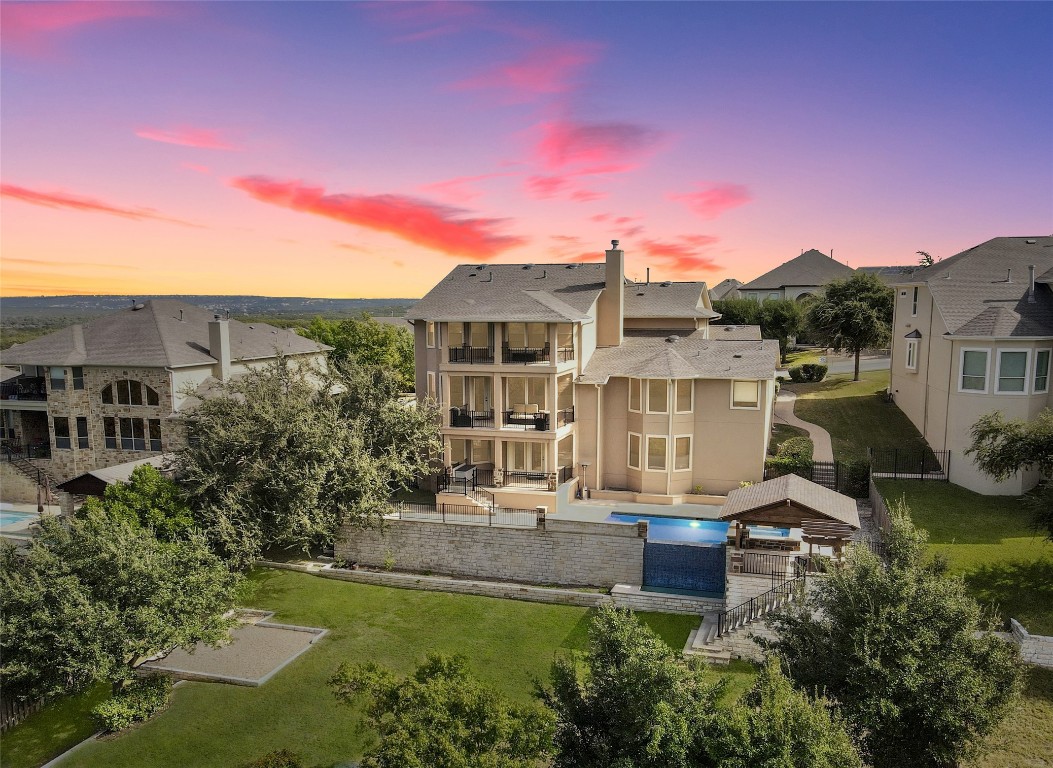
top-left (628, 434), bottom-right (640, 469)
top-left (526, 323), bottom-right (547, 349)
top-left (647, 437), bottom-right (666, 470)
top-left (427, 322), bottom-right (436, 346)
top-left (146, 386), bottom-right (159, 406)
top-left (469, 323), bottom-right (489, 348)
top-left (76, 416), bottom-right (89, 448)
top-left (676, 380), bottom-right (692, 412)
top-left (629, 379), bottom-right (641, 411)
top-left (120, 417), bottom-right (134, 449)
top-left (1036, 350), bottom-right (1050, 391)
top-left (507, 377), bottom-right (526, 406)
top-left (102, 384), bottom-right (113, 404)
top-left (448, 323), bottom-right (464, 347)
top-left (557, 324), bottom-right (573, 348)
top-left (104, 417), bottom-right (117, 449)
top-left (733, 380), bottom-right (759, 407)
top-left (471, 440), bottom-right (493, 463)
top-left (528, 378), bottom-right (545, 408)
top-left (132, 418), bottom-right (146, 450)
top-left (72, 367), bottom-right (85, 390)
top-left (675, 436), bottom-right (691, 470)
top-left (54, 417), bottom-right (70, 449)
top-left (130, 380), bottom-right (143, 405)
top-left (149, 419), bottom-right (161, 451)
top-left (50, 367), bottom-right (65, 390)
top-left (648, 380), bottom-right (668, 412)
top-left (962, 351), bottom-right (987, 377)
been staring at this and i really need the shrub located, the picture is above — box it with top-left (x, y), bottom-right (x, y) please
top-left (788, 366), bottom-right (806, 383)
top-left (842, 459), bottom-right (871, 498)
top-left (765, 455), bottom-right (813, 478)
top-left (778, 436), bottom-right (814, 461)
top-left (239, 750), bottom-right (304, 768)
top-left (789, 364), bottom-right (828, 383)
top-left (92, 675), bottom-right (172, 733)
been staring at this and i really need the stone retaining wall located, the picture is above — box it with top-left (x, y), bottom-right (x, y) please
top-left (610, 584), bottom-right (722, 615)
top-left (1011, 619), bottom-right (1053, 669)
top-left (337, 517), bottom-right (646, 588)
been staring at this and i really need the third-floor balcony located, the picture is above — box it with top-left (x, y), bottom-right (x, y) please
top-left (448, 346), bottom-right (495, 364)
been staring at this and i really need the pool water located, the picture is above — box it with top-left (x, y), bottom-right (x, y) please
top-left (606, 513), bottom-right (730, 544)
top-left (0, 511), bottom-right (37, 527)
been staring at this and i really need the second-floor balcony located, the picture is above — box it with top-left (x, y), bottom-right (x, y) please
top-left (1, 377), bottom-right (47, 402)
top-left (449, 406), bottom-right (495, 428)
top-left (502, 405), bottom-right (575, 431)
top-left (448, 346), bottom-right (495, 364)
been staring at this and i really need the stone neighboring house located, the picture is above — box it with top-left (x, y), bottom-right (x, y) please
top-left (406, 241), bottom-right (779, 507)
top-left (739, 249), bottom-right (856, 302)
top-left (889, 236), bottom-right (1053, 494)
top-left (0, 300), bottom-right (329, 483)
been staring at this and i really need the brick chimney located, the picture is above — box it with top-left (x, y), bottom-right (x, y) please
top-left (596, 240), bottom-right (625, 347)
top-left (208, 314), bottom-right (232, 381)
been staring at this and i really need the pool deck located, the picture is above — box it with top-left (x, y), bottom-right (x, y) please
top-left (553, 498), bottom-right (724, 524)
top-left (0, 503), bottom-right (58, 540)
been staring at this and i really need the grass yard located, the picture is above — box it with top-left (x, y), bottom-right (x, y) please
top-left (969, 665), bottom-right (1053, 768)
top-left (2, 569), bottom-right (754, 768)
top-left (876, 480), bottom-right (1053, 635)
top-left (782, 349), bottom-right (825, 367)
top-left (769, 423), bottom-right (810, 456)
top-left (788, 370), bottom-right (928, 462)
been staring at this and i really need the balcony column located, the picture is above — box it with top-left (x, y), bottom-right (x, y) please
top-left (548, 323), bottom-right (558, 361)
top-left (493, 373), bottom-right (504, 428)
top-left (493, 322), bottom-right (504, 363)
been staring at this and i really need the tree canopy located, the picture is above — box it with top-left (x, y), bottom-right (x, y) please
top-left (299, 314), bottom-right (414, 390)
top-left (0, 509), bottom-right (239, 701)
top-left (331, 654), bottom-right (554, 768)
top-left (177, 357), bottom-right (440, 566)
top-left (80, 464), bottom-right (193, 542)
top-left (761, 502), bottom-right (1022, 768)
top-left (805, 274), bottom-right (894, 380)
top-left (967, 408), bottom-right (1053, 538)
top-left (712, 298), bottom-right (804, 363)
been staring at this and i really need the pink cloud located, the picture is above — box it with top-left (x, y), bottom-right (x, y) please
top-left (136, 126), bottom-right (239, 151)
top-left (525, 175), bottom-right (571, 199)
top-left (419, 172), bottom-right (515, 204)
top-left (570, 189), bottom-right (605, 203)
top-left (180, 162), bottom-right (212, 175)
top-left (230, 176), bottom-right (526, 259)
top-left (670, 183), bottom-right (752, 219)
top-left (454, 42), bottom-right (602, 102)
top-left (536, 119), bottom-right (664, 174)
top-left (2, 1), bottom-right (166, 57)
top-left (640, 237), bottom-right (721, 272)
top-left (1, 183), bottom-right (193, 226)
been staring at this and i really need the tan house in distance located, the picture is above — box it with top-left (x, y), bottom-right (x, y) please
top-left (405, 242), bottom-right (779, 510)
top-left (739, 249), bottom-right (855, 302)
top-left (0, 300), bottom-right (329, 483)
top-left (889, 236), bottom-right (1053, 494)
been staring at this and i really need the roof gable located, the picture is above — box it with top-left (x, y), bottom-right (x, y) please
top-left (720, 474), bottom-right (860, 528)
top-left (740, 250), bottom-right (855, 291)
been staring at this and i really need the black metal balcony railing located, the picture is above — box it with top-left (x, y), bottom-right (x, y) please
top-left (1, 379), bottom-right (48, 401)
top-left (449, 407), bottom-right (495, 428)
top-left (502, 470), bottom-right (551, 489)
top-left (555, 406), bottom-right (574, 427)
top-left (448, 346), bottom-right (494, 364)
top-left (556, 346), bottom-right (575, 362)
top-left (502, 344), bottom-right (550, 364)
top-left (503, 410), bottom-right (550, 431)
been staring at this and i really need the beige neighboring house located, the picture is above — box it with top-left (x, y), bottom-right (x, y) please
top-left (405, 242), bottom-right (779, 509)
top-left (739, 249), bottom-right (856, 302)
top-left (0, 300), bottom-right (329, 483)
top-left (889, 236), bottom-right (1053, 495)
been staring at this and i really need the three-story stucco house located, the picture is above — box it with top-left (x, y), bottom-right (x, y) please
top-left (406, 242), bottom-right (779, 510)
top-left (0, 299), bottom-right (329, 483)
top-left (889, 236), bottom-right (1053, 494)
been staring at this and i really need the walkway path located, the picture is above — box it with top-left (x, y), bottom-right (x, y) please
top-left (774, 390), bottom-right (834, 463)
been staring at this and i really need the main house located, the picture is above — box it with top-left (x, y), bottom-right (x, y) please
top-left (405, 242), bottom-right (779, 509)
top-left (889, 236), bottom-right (1053, 494)
top-left (0, 300), bottom-right (329, 483)
top-left (738, 248), bottom-right (855, 303)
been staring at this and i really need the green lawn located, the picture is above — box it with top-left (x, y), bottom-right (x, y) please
top-left (769, 423), bottom-right (810, 456)
top-left (970, 665), bottom-right (1053, 768)
top-left (788, 370), bottom-right (928, 462)
top-left (2, 569), bottom-right (749, 768)
top-left (877, 480), bottom-right (1053, 635)
top-left (783, 349), bottom-right (824, 367)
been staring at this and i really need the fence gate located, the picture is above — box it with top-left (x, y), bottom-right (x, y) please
top-left (643, 542), bottom-right (726, 596)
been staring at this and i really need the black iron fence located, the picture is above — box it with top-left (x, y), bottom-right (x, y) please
top-left (869, 448), bottom-right (949, 481)
top-left (503, 470), bottom-right (550, 489)
top-left (502, 344), bottom-right (550, 364)
top-left (763, 459), bottom-right (869, 497)
top-left (503, 410), bottom-right (550, 430)
top-left (0, 379), bottom-right (47, 401)
top-left (389, 501), bottom-right (539, 527)
top-left (448, 346), bottom-right (494, 364)
top-left (439, 466), bottom-right (572, 493)
top-left (717, 575), bottom-right (806, 637)
top-left (449, 407), bottom-right (495, 428)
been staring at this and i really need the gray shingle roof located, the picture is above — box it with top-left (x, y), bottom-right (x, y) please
top-left (578, 330), bottom-right (778, 384)
top-left (709, 325), bottom-right (763, 340)
top-left (857, 265), bottom-right (914, 284)
top-left (896, 236), bottom-right (1053, 338)
top-left (405, 263), bottom-right (606, 322)
top-left (709, 278), bottom-right (742, 300)
top-left (623, 282), bottom-right (718, 319)
top-left (0, 299), bottom-right (329, 368)
top-left (740, 249), bottom-right (855, 291)
top-left (720, 474), bottom-right (860, 528)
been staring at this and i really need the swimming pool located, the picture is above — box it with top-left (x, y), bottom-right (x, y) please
top-left (606, 513), bottom-right (730, 544)
top-left (0, 510), bottom-right (38, 528)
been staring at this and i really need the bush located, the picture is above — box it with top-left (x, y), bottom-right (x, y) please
top-left (92, 675), bottom-right (172, 733)
top-left (778, 436), bottom-right (814, 461)
top-left (765, 455), bottom-right (814, 478)
top-left (843, 459), bottom-right (871, 498)
top-left (239, 750), bottom-right (303, 768)
top-left (789, 364), bottom-right (828, 383)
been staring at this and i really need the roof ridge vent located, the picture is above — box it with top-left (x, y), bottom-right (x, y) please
top-left (522, 264), bottom-right (534, 270)
top-left (666, 335), bottom-right (680, 343)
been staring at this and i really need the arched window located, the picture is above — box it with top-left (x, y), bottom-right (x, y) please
top-left (101, 380), bottom-right (160, 406)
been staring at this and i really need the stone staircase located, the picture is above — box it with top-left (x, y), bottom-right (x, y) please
top-left (5, 456), bottom-right (61, 495)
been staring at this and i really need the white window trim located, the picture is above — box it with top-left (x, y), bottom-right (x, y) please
top-left (958, 347), bottom-right (990, 394)
top-left (673, 434), bottom-right (692, 471)
top-left (644, 434), bottom-right (668, 472)
top-left (628, 378), bottom-right (642, 413)
top-left (1034, 348), bottom-right (1051, 394)
top-left (674, 379), bottom-right (694, 413)
top-left (905, 339), bottom-right (918, 371)
top-left (627, 432), bottom-right (641, 470)
top-left (994, 348), bottom-right (1031, 396)
top-left (911, 286), bottom-right (919, 317)
top-left (730, 380), bottom-right (761, 410)
top-left (645, 379), bottom-right (669, 414)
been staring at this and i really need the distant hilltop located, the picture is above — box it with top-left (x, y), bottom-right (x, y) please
top-left (0, 295), bottom-right (416, 320)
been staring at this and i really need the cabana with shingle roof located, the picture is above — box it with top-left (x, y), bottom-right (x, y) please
top-left (719, 474), bottom-right (860, 557)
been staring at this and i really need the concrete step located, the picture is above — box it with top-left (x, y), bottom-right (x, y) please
top-left (683, 614), bottom-right (730, 664)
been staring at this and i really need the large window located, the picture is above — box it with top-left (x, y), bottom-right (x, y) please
top-left (996, 350), bottom-right (1029, 393)
top-left (627, 432), bottom-right (641, 470)
top-left (647, 379), bottom-right (668, 413)
top-left (905, 339), bottom-right (918, 371)
top-left (505, 322), bottom-right (547, 349)
top-left (53, 417), bottom-right (71, 449)
top-left (731, 380), bottom-right (760, 409)
top-left (674, 435), bottom-right (692, 471)
top-left (629, 378), bottom-right (641, 412)
top-left (101, 380), bottom-right (159, 406)
top-left (646, 436), bottom-right (667, 471)
top-left (148, 419), bottom-right (162, 451)
top-left (104, 417), bottom-right (117, 449)
top-left (76, 417), bottom-right (89, 448)
top-left (675, 380), bottom-right (693, 413)
top-left (911, 287), bottom-right (919, 317)
top-left (505, 377), bottom-right (544, 409)
top-left (1035, 349), bottom-right (1051, 393)
top-left (960, 349), bottom-right (989, 392)
top-left (49, 367), bottom-right (65, 391)
top-left (120, 417), bottom-right (146, 450)
top-left (426, 322), bottom-right (436, 348)
top-left (72, 367), bottom-right (85, 390)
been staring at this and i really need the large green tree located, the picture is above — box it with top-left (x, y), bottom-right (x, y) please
top-left (967, 408), bottom-right (1053, 538)
top-left (80, 464), bottom-right (193, 541)
top-left (760, 300), bottom-right (805, 363)
top-left (299, 314), bottom-right (414, 390)
top-left (331, 654), bottom-right (554, 768)
top-left (761, 503), bottom-right (1022, 768)
top-left (712, 298), bottom-right (763, 327)
top-left (177, 357), bottom-right (440, 566)
top-left (0, 509), bottom-right (239, 701)
top-left (805, 273), bottom-right (894, 380)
